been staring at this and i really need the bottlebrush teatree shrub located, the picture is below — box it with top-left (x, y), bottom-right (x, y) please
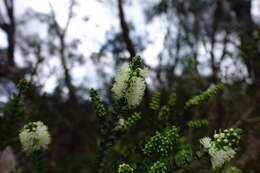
top-left (89, 56), bottom-right (243, 172)
top-left (0, 56), bottom-right (244, 173)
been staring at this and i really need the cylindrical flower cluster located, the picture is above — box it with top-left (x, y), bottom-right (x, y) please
top-left (19, 121), bottom-right (51, 154)
top-left (210, 147), bottom-right (236, 169)
top-left (112, 56), bottom-right (148, 107)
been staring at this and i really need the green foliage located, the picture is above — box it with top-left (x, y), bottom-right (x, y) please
top-left (130, 56), bottom-right (142, 71)
top-left (128, 56), bottom-right (145, 81)
top-left (174, 137), bottom-right (193, 168)
top-left (185, 84), bottom-right (225, 110)
top-left (0, 79), bottom-right (28, 149)
top-left (117, 163), bottom-right (134, 173)
top-left (89, 89), bottom-right (107, 118)
top-left (158, 105), bottom-right (170, 121)
top-left (17, 79), bottom-right (30, 94)
top-left (167, 93), bottom-right (177, 106)
top-left (31, 151), bottom-right (45, 173)
top-left (95, 99), bottom-right (124, 173)
top-left (149, 92), bottom-right (161, 111)
top-left (158, 92), bottom-right (176, 120)
top-left (187, 120), bottom-right (208, 128)
top-left (149, 161), bottom-right (167, 173)
top-left (225, 166), bottom-right (242, 173)
top-left (143, 126), bottom-right (179, 157)
top-left (117, 112), bottom-right (141, 131)
top-left (94, 56), bottom-right (146, 172)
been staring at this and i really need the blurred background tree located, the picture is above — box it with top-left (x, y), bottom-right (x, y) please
top-left (0, 0), bottom-right (260, 172)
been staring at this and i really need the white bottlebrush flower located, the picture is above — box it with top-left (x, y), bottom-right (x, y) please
top-left (208, 143), bottom-right (218, 156)
top-left (112, 62), bottom-right (147, 107)
top-left (200, 128), bottom-right (241, 169)
top-left (200, 137), bottom-right (212, 149)
top-left (111, 63), bottom-right (131, 99)
top-left (125, 77), bottom-right (146, 107)
top-left (19, 121), bottom-right (51, 154)
top-left (210, 147), bottom-right (236, 169)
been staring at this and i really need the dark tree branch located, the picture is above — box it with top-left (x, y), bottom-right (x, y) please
top-left (49, 1), bottom-right (77, 103)
top-left (208, 0), bottom-right (222, 84)
top-left (1, 0), bottom-right (15, 67)
top-left (229, 0), bottom-right (260, 109)
top-left (0, 64), bottom-right (27, 82)
top-left (117, 0), bottom-right (136, 59)
top-left (63, 0), bottom-right (75, 35)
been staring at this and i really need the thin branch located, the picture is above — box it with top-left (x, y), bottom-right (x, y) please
top-left (117, 0), bottom-right (136, 59)
top-left (219, 30), bottom-right (230, 63)
top-left (48, 2), bottom-right (62, 37)
top-left (0, 5), bottom-right (6, 24)
top-left (2, 0), bottom-right (15, 67)
top-left (63, 0), bottom-right (75, 35)
top-left (232, 106), bottom-right (254, 128)
top-left (48, 0), bottom-right (77, 103)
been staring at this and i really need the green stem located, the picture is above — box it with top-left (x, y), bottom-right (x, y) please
top-left (95, 99), bottom-right (125, 173)
top-left (31, 151), bottom-right (44, 173)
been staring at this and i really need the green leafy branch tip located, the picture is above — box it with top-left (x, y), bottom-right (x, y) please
top-left (158, 92), bottom-right (177, 120)
top-left (143, 126), bottom-right (179, 156)
top-left (185, 83), bottom-right (225, 110)
top-left (116, 112), bottom-right (141, 131)
top-left (149, 92), bottom-right (161, 111)
top-left (158, 105), bottom-right (170, 121)
top-left (89, 89), bottom-right (107, 118)
top-left (130, 56), bottom-right (142, 71)
top-left (174, 137), bottom-right (193, 167)
top-left (168, 92), bottom-right (177, 106)
top-left (187, 120), bottom-right (209, 128)
top-left (17, 79), bottom-right (30, 93)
